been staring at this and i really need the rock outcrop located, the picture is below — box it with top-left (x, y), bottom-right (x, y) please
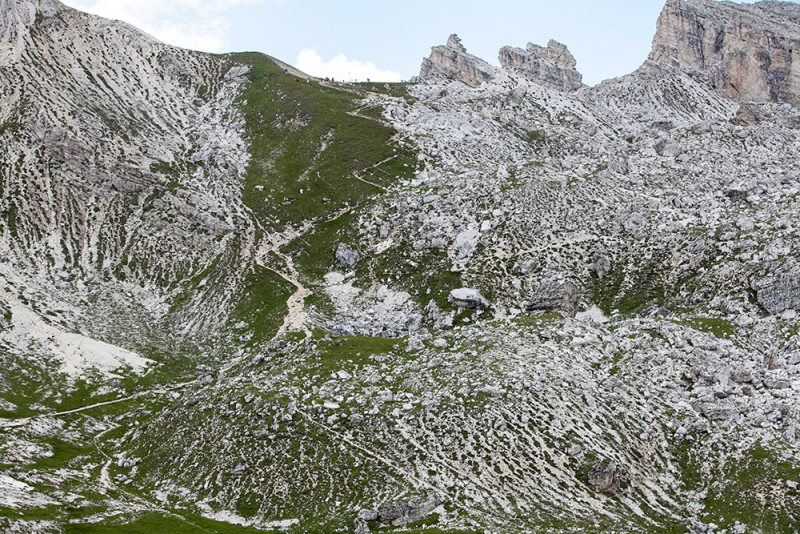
top-left (527, 280), bottom-right (580, 317)
top-left (418, 35), bottom-right (583, 91)
top-left (335, 243), bottom-right (360, 268)
top-left (448, 288), bottom-right (490, 310)
top-left (587, 462), bottom-right (623, 494)
top-left (369, 493), bottom-right (446, 527)
top-left (499, 40), bottom-right (583, 91)
top-left (648, 0), bottom-right (800, 107)
top-left (418, 34), bottom-right (497, 87)
top-left (753, 270), bottom-right (800, 315)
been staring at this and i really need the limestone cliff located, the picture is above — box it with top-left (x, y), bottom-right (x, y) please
top-left (648, 0), bottom-right (800, 106)
top-left (499, 40), bottom-right (583, 91)
top-left (419, 35), bottom-right (585, 91)
top-left (418, 34), bottom-right (497, 87)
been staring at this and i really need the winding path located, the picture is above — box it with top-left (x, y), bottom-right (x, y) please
top-left (0, 381), bottom-right (195, 430)
top-left (253, 226), bottom-right (314, 341)
top-left (92, 425), bottom-right (212, 532)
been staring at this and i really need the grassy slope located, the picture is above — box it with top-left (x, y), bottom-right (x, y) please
top-left (233, 53), bottom-right (419, 297)
top-left (233, 52), bottom-right (414, 232)
top-left (676, 442), bottom-right (800, 533)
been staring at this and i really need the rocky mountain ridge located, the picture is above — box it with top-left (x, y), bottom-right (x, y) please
top-left (420, 0), bottom-right (800, 109)
top-left (418, 33), bottom-right (583, 91)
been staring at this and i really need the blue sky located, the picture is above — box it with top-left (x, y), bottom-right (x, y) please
top-left (62, 0), bottom-right (785, 86)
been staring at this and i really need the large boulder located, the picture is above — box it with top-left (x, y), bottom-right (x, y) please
top-left (592, 256), bottom-right (612, 279)
top-left (752, 272), bottom-right (800, 315)
top-left (335, 243), bottom-right (360, 269)
top-left (353, 518), bottom-right (370, 534)
top-left (373, 493), bottom-right (446, 527)
top-left (449, 288), bottom-right (490, 310)
top-left (587, 462), bottom-right (622, 494)
top-left (527, 280), bottom-right (580, 317)
top-left (654, 138), bottom-right (683, 158)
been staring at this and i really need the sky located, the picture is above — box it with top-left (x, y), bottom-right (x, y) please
top-left (61, 0), bottom-right (784, 86)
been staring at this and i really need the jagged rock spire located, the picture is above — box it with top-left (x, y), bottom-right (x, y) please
top-left (499, 39), bottom-right (583, 92)
top-left (418, 33), bottom-right (583, 92)
top-left (446, 34), bottom-right (466, 53)
top-left (418, 33), bottom-right (497, 88)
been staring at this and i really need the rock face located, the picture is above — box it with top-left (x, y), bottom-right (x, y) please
top-left (649, 0), bottom-right (800, 107)
top-left (753, 271), bottom-right (800, 315)
top-left (527, 280), bottom-right (580, 317)
top-left (372, 493), bottom-right (446, 526)
top-left (587, 462), bottom-right (623, 494)
top-left (448, 288), bottom-right (489, 310)
top-left (499, 40), bottom-right (583, 91)
top-left (418, 34), bottom-right (497, 87)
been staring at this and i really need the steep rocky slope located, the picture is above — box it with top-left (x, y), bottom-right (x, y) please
top-left (1, 0), bottom-right (799, 533)
top-left (0, 0), bottom-right (257, 377)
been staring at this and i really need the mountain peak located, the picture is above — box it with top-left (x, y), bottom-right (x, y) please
top-left (648, 0), bottom-right (800, 106)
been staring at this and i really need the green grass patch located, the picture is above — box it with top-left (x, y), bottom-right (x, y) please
top-left (357, 247), bottom-right (463, 310)
top-left (233, 52), bottom-right (413, 232)
top-left (513, 312), bottom-right (563, 328)
top-left (0, 119), bottom-right (20, 136)
top-left (676, 441), bottom-right (799, 533)
top-left (309, 336), bottom-right (402, 374)
top-left (228, 265), bottom-right (296, 348)
top-left (351, 82), bottom-right (412, 98)
top-left (679, 317), bottom-right (737, 339)
top-left (64, 511), bottom-right (267, 533)
top-left (28, 437), bottom-right (92, 470)
top-left (282, 209), bottom-right (357, 283)
top-left (592, 257), bottom-right (667, 315)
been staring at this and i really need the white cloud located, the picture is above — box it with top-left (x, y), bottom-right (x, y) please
top-left (60, 0), bottom-right (269, 52)
top-left (294, 49), bottom-right (402, 83)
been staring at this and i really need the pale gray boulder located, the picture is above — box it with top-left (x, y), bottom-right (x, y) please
top-left (335, 243), bottom-right (360, 268)
top-left (527, 280), bottom-right (580, 317)
top-left (449, 288), bottom-right (489, 310)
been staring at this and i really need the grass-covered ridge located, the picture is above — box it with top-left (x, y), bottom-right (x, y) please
top-left (233, 52), bottom-right (417, 233)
